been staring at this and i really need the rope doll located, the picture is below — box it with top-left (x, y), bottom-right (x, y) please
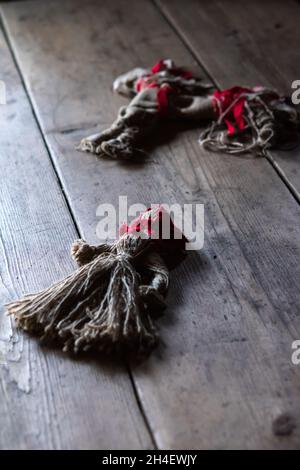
top-left (78, 59), bottom-right (215, 159)
top-left (6, 206), bottom-right (187, 357)
top-left (199, 86), bottom-right (299, 155)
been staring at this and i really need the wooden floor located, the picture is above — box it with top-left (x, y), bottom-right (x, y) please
top-left (0, 0), bottom-right (300, 449)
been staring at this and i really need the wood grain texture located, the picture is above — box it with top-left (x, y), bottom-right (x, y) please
top-left (157, 0), bottom-right (300, 198)
top-left (2, 0), bottom-right (300, 449)
top-left (0, 27), bottom-right (152, 450)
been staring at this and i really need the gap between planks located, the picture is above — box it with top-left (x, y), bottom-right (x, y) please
top-left (0, 15), bottom-right (81, 238)
top-left (0, 12), bottom-right (158, 450)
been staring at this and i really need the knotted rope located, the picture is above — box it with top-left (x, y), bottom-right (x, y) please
top-left (6, 206), bottom-right (186, 357)
top-left (78, 59), bottom-right (214, 159)
top-left (199, 86), bottom-right (299, 155)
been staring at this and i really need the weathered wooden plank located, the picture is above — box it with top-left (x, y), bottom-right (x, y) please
top-left (2, 0), bottom-right (300, 449)
top-left (0, 27), bottom-right (152, 450)
top-left (157, 0), bottom-right (300, 198)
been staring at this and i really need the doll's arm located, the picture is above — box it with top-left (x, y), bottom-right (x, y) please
top-left (139, 251), bottom-right (169, 312)
top-left (71, 239), bottom-right (112, 266)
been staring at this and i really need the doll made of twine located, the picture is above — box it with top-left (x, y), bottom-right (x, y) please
top-left (6, 206), bottom-right (186, 357)
top-left (78, 59), bottom-right (215, 159)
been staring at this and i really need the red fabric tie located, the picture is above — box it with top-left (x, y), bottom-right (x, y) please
top-left (119, 205), bottom-right (187, 254)
top-left (151, 59), bottom-right (193, 79)
top-left (135, 59), bottom-right (193, 114)
top-left (213, 86), bottom-right (252, 135)
top-left (157, 84), bottom-right (173, 114)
